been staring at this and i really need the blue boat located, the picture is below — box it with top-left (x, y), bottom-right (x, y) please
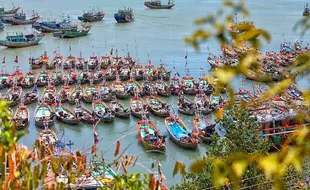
top-left (32, 17), bottom-right (73, 33)
top-left (0, 32), bottom-right (43, 48)
top-left (114, 7), bottom-right (134, 23)
top-left (0, 23), bottom-right (5, 31)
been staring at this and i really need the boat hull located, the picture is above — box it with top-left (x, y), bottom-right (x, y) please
top-left (144, 2), bottom-right (175, 9)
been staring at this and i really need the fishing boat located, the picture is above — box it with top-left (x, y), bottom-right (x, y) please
top-left (198, 77), bottom-right (213, 95)
top-left (157, 63), bottom-right (170, 81)
top-left (76, 70), bottom-right (89, 84)
top-left (98, 82), bottom-right (113, 102)
top-left (123, 52), bottom-right (135, 67)
top-left (112, 81), bottom-right (130, 99)
top-left (13, 104), bottom-right (30, 130)
top-left (3, 86), bottom-right (22, 107)
top-left (35, 102), bottom-right (54, 127)
top-left (110, 100), bottom-right (130, 118)
top-left (104, 65), bottom-right (118, 80)
top-left (10, 14), bottom-right (40, 25)
top-left (114, 7), bottom-right (135, 23)
top-left (92, 99), bottom-right (115, 122)
top-left (47, 54), bottom-right (63, 69)
top-left (58, 85), bottom-right (71, 103)
top-left (0, 22), bottom-right (5, 31)
top-left (21, 72), bottom-right (36, 88)
top-left (100, 55), bottom-right (111, 69)
top-left (303, 3), bottom-right (310, 16)
top-left (0, 32), bottom-right (43, 48)
top-left (63, 69), bottom-right (77, 85)
top-left (32, 17), bottom-right (73, 33)
top-left (41, 85), bottom-right (56, 105)
top-left (87, 55), bottom-right (99, 70)
top-left (78, 9), bottom-right (105, 22)
top-left (286, 85), bottom-right (303, 100)
top-left (63, 55), bottom-right (77, 69)
top-left (165, 116), bottom-right (200, 149)
top-left (181, 76), bottom-right (198, 95)
top-left (77, 106), bottom-right (98, 124)
top-left (23, 86), bottom-right (38, 105)
top-left (68, 85), bottom-right (83, 104)
top-left (53, 24), bottom-right (91, 38)
top-left (8, 69), bottom-right (24, 87)
top-left (35, 71), bottom-right (49, 87)
top-left (137, 119), bottom-right (166, 152)
top-left (144, 0), bottom-right (175, 9)
top-left (119, 65), bottom-right (131, 81)
top-left (83, 84), bottom-right (98, 103)
top-left (130, 96), bottom-right (149, 118)
top-left (210, 94), bottom-right (224, 112)
top-left (127, 79), bottom-right (143, 96)
top-left (89, 69), bottom-right (104, 84)
top-left (130, 63), bottom-right (144, 81)
top-left (54, 104), bottom-right (80, 124)
top-left (39, 128), bottom-right (58, 146)
top-left (0, 74), bottom-right (9, 89)
top-left (90, 159), bottom-right (117, 185)
top-left (29, 52), bottom-right (48, 69)
top-left (0, 6), bottom-right (20, 14)
top-left (76, 55), bottom-right (87, 69)
top-left (195, 92), bottom-right (212, 115)
top-left (142, 80), bottom-right (157, 96)
top-left (146, 96), bottom-right (170, 117)
top-left (193, 116), bottom-right (217, 143)
top-left (177, 94), bottom-right (195, 116)
top-left (155, 80), bottom-right (171, 97)
top-left (50, 70), bottom-right (64, 86)
top-left (170, 74), bottom-right (181, 95)
top-left (144, 61), bottom-right (157, 80)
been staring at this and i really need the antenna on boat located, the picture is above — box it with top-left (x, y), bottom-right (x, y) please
top-left (134, 37), bottom-right (139, 62)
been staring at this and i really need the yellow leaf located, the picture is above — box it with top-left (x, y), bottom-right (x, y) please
top-left (190, 159), bottom-right (205, 173)
top-left (258, 154), bottom-right (278, 177)
top-left (215, 68), bottom-right (236, 84)
top-left (173, 161), bottom-right (185, 177)
top-left (261, 79), bottom-right (293, 101)
top-left (232, 160), bottom-right (248, 177)
top-left (213, 159), bottom-right (229, 187)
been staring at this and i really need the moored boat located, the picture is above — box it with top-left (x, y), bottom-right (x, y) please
top-left (88, 55), bottom-right (100, 70)
top-left (195, 92), bottom-right (212, 115)
top-left (155, 79), bottom-right (171, 97)
top-left (68, 85), bottom-right (83, 104)
top-left (146, 95), bottom-right (170, 117)
top-left (170, 74), bottom-right (181, 95)
top-left (104, 65), bottom-right (118, 81)
top-left (177, 94), bottom-right (195, 116)
top-left (29, 52), bottom-right (48, 69)
top-left (0, 32), bottom-right (43, 48)
top-left (47, 54), bottom-right (63, 69)
top-left (113, 80), bottom-right (130, 99)
top-left (193, 116), bottom-right (217, 143)
top-left (181, 76), bottom-right (198, 95)
top-left (64, 55), bottom-right (77, 69)
top-left (50, 70), bottom-right (64, 86)
top-left (13, 104), bottom-right (30, 130)
top-left (110, 99), bottom-right (130, 118)
top-left (35, 102), bottom-right (54, 127)
top-left (198, 77), bottom-right (213, 95)
top-left (303, 3), bottom-right (309, 16)
top-left (3, 86), bottom-right (22, 107)
top-left (137, 119), bottom-right (166, 152)
top-left (8, 70), bottom-right (24, 87)
top-left (119, 65), bottom-right (131, 81)
top-left (0, 6), bottom-right (21, 14)
top-left (126, 79), bottom-right (143, 96)
top-left (78, 9), bottom-right (105, 22)
top-left (98, 82), bottom-right (113, 102)
top-left (130, 96), bottom-right (149, 118)
top-left (114, 7), bottom-right (135, 23)
top-left (144, 61), bottom-right (157, 80)
top-left (54, 104), bottom-right (80, 124)
top-left (63, 68), bottom-right (77, 85)
top-left (0, 74), bottom-right (9, 89)
top-left (131, 63), bottom-right (144, 81)
top-left (144, 0), bottom-right (175, 9)
top-left (83, 84), bottom-right (98, 103)
top-left (76, 105), bottom-right (98, 124)
top-left (21, 72), bottom-right (36, 88)
top-left (53, 24), bottom-right (91, 38)
top-left (35, 71), bottom-right (49, 87)
top-left (89, 69), bottom-right (104, 84)
top-left (39, 128), bottom-right (58, 147)
top-left (142, 80), bottom-right (157, 96)
top-left (165, 116), bottom-right (200, 149)
top-left (23, 86), bottom-right (38, 105)
top-left (100, 55), bottom-right (111, 69)
top-left (157, 62), bottom-right (170, 81)
top-left (92, 99), bottom-right (115, 122)
top-left (58, 85), bottom-right (71, 103)
top-left (41, 85), bottom-right (56, 105)
top-left (76, 70), bottom-right (89, 84)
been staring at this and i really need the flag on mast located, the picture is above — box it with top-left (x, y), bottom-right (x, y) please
top-left (2, 57), bottom-right (5, 64)
top-left (94, 130), bottom-right (99, 145)
top-left (14, 55), bottom-right (18, 63)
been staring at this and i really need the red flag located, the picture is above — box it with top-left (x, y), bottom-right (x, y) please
top-left (2, 57), bottom-right (5, 64)
top-left (94, 130), bottom-right (99, 145)
top-left (14, 55), bottom-right (18, 63)
top-left (69, 46), bottom-right (72, 51)
top-left (185, 55), bottom-right (188, 59)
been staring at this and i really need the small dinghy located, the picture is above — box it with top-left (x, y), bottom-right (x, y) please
top-left (23, 86), bottom-right (39, 105)
top-left (63, 55), bottom-right (77, 69)
top-left (83, 84), bottom-right (98, 103)
top-left (146, 95), bottom-right (170, 117)
top-left (21, 72), bottom-right (36, 88)
top-left (13, 104), bottom-right (30, 130)
top-left (54, 104), bottom-right (80, 124)
top-left (113, 81), bottom-right (130, 99)
top-left (110, 99), bottom-right (130, 118)
top-left (35, 102), bottom-right (54, 127)
top-left (41, 85), bottom-right (56, 105)
top-left (92, 99), bottom-right (115, 122)
top-left (130, 96), bottom-right (149, 119)
top-left (4, 86), bottom-right (22, 107)
top-left (98, 82), bottom-right (113, 102)
top-left (35, 71), bottom-right (49, 87)
top-left (68, 85), bottom-right (83, 104)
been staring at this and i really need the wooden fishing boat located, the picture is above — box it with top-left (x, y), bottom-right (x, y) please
top-left (1, 6), bottom-right (21, 14)
top-left (142, 80), bottom-right (157, 96)
top-left (130, 63), bottom-right (144, 81)
top-left (68, 85), bottom-right (83, 104)
top-left (21, 72), bottom-right (36, 88)
top-left (47, 54), bottom-right (63, 69)
top-left (63, 55), bottom-right (77, 69)
top-left (92, 99), bottom-right (115, 122)
top-left (0, 32), bottom-right (43, 48)
top-left (113, 81), bottom-right (130, 99)
top-left (137, 119), bottom-right (166, 152)
top-left (78, 10), bottom-right (105, 22)
top-left (126, 79), bottom-right (143, 96)
top-left (157, 63), bottom-right (170, 81)
top-left (29, 53), bottom-right (48, 69)
top-left (90, 160), bottom-right (117, 185)
top-left (35, 71), bottom-right (49, 87)
top-left (193, 116), bottom-right (217, 143)
top-left (13, 105), bottom-right (30, 130)
top-left (144, 61), bottom-right (157, 80)
top-left (165, 116), bottom-right (200, 149)
top-left (114, 7), bottom-right (135, 23)
top-left (41, 85), bottom-right (56, 105)
top-left (54, 104), bottom-right (80, 124)
top-left (104, 65), bottom-right (118, 81)
top-left (23, 89), bottom-right (38, 105)
top-left (170, 75), bottom-right (181, 95)
top-left (210, 94), bottom-right (224, 112)
top-left (155, 80), bottom-right (171, 97)
top-left (76, 70), bottom-right (89, 84)
top-left (181, 76), bottom-right (198, 95)
top-left (119, 65), bottom-right (131, 81)
top-left (58, 85), bottom-right (71, 103)
top-left (89, 69), bottom-right (104, 84)
top-left (76, 56), bottom-right (87, 69)
top-left (177, 95), bottom-right (195, 116)
top-left (39, 128), bottom-right (58, 147)
top-left (195, 93), bottom-right (212, 115)
top-left (198, 77), bottom-right (213, 95)
top-left (303, 3), bottom-right (310, 16)
top-left (53, 24), bottom-right (91, 38)
top-left (83, 84), bottom-right (98, 103)
top-left (286, 85), bottom-right (303, 100)
top-left (123, 53), bottom-right (135, 67)
top-left (110, 100), bottom-right (130, 118)
top-left (130, 96), bottom-right (149, 118)
top-left (63, 69), bottom-right (77, 85)
top-left (3, 86), bottom-right (22, 107)
top-left (111, 55), bottom-right (123, 67)
top-left (98, 82), bottom-right (113, 102)
top-left (8, 70), bottom-right (24, 87)
top-left (144, 0), bottom-right (175, 9)
top-left (87, 55), bottom-right (99, 70)
top-left (32, 18), bottom-right (73, 33)
top-left (35, 102), bottom-right (54, 127)
top-left (0, 75), bottom-right (9, 89)
top-left (146, 96), bottom-right (170, 117)
top-left (50, 70), bottom-right (64, 86)
top-left (77, 106), bottom-right (98, 124)
top-left (10, 15), bottom-right (40, 25)
top-left (100, 55), bottom-right (111, 69)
